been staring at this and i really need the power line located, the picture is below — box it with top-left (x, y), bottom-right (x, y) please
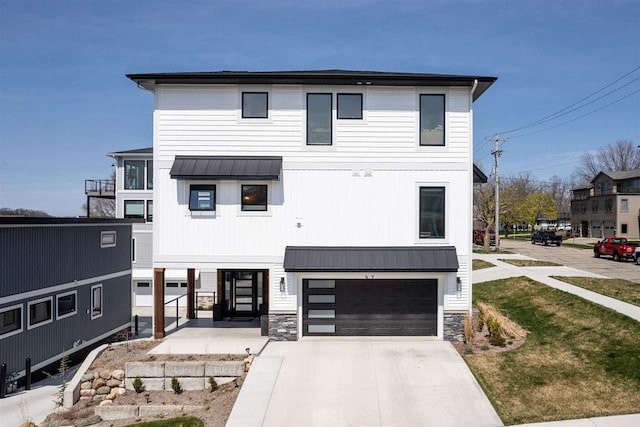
top-left (497, 64), bottom-right (640, 135)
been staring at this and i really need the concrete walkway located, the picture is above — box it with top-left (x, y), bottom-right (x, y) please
top-left (227, 340), bottom-right (503, 427)
top-left (516, 414), bottom-right (640, 427)
top-left (473, 253), bottom-right (640, 322)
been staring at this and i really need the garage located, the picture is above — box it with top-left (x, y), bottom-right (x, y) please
top-left (303, 279), bottom-right (437, 336)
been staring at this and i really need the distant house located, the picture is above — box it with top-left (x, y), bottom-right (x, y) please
top-left (571, 170), bottom-right (640, 238)
top-left (0, 218), bottom-right (133, 383)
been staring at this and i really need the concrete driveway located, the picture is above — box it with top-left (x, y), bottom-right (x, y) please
top-left (227, 339), bottom-right (502, 427)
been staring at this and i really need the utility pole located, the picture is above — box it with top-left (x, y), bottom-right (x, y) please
top-left (487, 134), bottom-right (508, 252)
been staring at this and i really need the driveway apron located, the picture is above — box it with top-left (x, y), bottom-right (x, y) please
top-left (229, 339), bottom-right (502, 427)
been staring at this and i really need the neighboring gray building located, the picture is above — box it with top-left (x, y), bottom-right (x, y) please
top-left (0, 218), bottom-right (134, 384)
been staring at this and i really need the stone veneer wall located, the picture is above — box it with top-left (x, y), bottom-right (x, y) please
top-left (268, 313), bottom-right (298, 341)
top-left (443, 312), bottom-right (466, 342)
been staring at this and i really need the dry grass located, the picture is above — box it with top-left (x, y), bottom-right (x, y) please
top-left (477, 302), bottom-right (527, 340)
top-left (498, 259), bottom-right (561, 267)
top-left (466, 276), bottom-right (640, 425)
top-left (472, 259), bottom-right (495, 270)
top-left (551, 276), bottom-right (640, 306)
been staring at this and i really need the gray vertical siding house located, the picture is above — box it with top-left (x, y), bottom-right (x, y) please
top-left (0, 218), bottom-right (134, 383)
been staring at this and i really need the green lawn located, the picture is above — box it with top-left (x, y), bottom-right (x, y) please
top-left (551, 276), bottom-right (640, 307)
top-left (126, 416), bottom-right (204, 427)
top-left (498, 259), bottom-right (561, 267)
top-left (472, 259), bottom-right (495, 270)
top-left (466, 277), bottom-right (640, 425)
top-left (561, 242), bottom-right (594, 249)
top-left (473, 249), bottom-right (514, 254)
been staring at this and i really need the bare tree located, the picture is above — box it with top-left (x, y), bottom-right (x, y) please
top-left (81, 171), bottom-right (116, 218)
top-left (574, 140), bottom-right (640, 182)
top-left (473, 180), bottom-right (495, 251)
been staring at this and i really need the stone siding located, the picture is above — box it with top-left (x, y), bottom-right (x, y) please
top-left (268, 313), bottom-right (298, 341)
top-left (443, 312), bottom-right (466, 342)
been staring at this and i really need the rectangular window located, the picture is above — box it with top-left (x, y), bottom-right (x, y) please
top-left (621, 199), bottom-right (628, 212)
top-left (137, 282), bottom-right (150, 288)
top-left (337, 93), bottom-right (362, 119)
top-left (0, 305), bottom-right (22, 338)
top-left (420, 94), bottom-right (445, 146)
top-left (242, 92), bottom-right (268, 118)
top-left (621, 224), bottom-right (628, 234)
top-left (28, 297), bottom-right (53, 329)
top-left (147, 160), bottom-right (153, 190)
top-left (91, 285), bottom-right (103, 319)
top-left (124, 160), bottom-right (145, 190)
top-left (146, 200), bottom-right (153, 222)
top-left (241, 185), bottom-right (268, 211)
top-left (308, 295), bottom-right (336, 303)
top-left (308, 280), bottom-right (336, 289)
top-left (132, 237), bottom-right (136, 262)
top-left (124, 200), bottom-right (145, 218)
top-left (56, 291), bottom-right (77, 320)
top-left (419, 187), bottom-right (445, 238)
top-left (189, 185), bottom-right (216, 211)
top-left (166, 282), bottom-right (179, 288)
top-left (101, 231), bottom-right (116, 248)
top-left (307, 93), bottom-right (332, 145)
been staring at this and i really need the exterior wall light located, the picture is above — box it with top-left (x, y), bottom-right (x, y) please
top-left (279, 277), bottom-right (285, 292)
top-left (456, 277), bottom-right (462, 292)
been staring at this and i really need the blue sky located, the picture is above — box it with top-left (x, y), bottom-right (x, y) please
top-left (1, 0), bottom-right (639, 216)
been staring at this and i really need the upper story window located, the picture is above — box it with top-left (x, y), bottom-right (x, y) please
top-left (307, 93), bottom-right (332, 145)
top-left (124, 200), bottom-right (145, 218)
top-left (604, 198), bottom-right (613, 213)
top-left (147, 200), bottom-right (153, 222)
top-left (419, 94), bottom-right (445, 146)
top-left (419, 187), bottom-right (445, 239)
top-left (28, 297), bottom-right (53, 329)
top-left (56, 290), bottom-right (77, 320)
top-left (241, 185), bottom-right (267, 211)
top-left (618, 178), bottom-right (640, 193)
top-left (621, 199), bottom-right (628, 212)
top-left (101, 230), bottom-right (116, 248)
top-left (595, 181), bottom-right (613, 196)
top-left (591, 200), bottom-right (599, 213)
top-left (147, 160), bottom-right (153, 189)
top-left (189, 185), bottom-right (216, 211)
top-left (0, 304), bottom-right (22, 339)
top-left (242, 92), bottom-right (268, 118)
top-left (337, 93), bottom-right (362, 119)
top-left (124, 160), bottom-right (145, 190)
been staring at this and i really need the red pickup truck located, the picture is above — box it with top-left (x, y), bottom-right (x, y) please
top-left (593, 237), bottom-right (639, 262)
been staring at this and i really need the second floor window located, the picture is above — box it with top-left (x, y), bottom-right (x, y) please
top-left (420, 94), bottom-right (445, 146)
top-left (124, 160), bottom-right (145, 190)
top-left (242, 185), bottom-right (267, 211)
top-left (419, 187), bottom-right (445, 238)
top-left (337, 93), bottom-right (363, 119)
top-left (621, 199), bottom-right (628, 212)
top-left (242, 92), bottom-right (268, 118)
top-left (307, 93), bottom-right (332, 145)
top-left (147, 160), bottom-right (153, 189)
top-left (147, 200), bottom-right (153, 222)
top-left (189, 185), bottom-right (216, 211)
top-left (124, 200), bottom-right (145, 218)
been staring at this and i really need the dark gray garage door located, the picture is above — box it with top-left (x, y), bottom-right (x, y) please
top-left (303, 279), bottom-right (437, 336)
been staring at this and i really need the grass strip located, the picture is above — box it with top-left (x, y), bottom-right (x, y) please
top-left (466, 277), bottom-right (640, 425)
top-left (473, 259), bottom-right (495, 270)
top-left (551, 276), bottom-right (640, 307)
top-left (498, 259), bottom-right (561, 267)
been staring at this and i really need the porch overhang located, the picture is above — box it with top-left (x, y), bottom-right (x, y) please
top-left (170, 156), bottom-right (282, 180)
top-left (283, 246), bottom-right (459, 272)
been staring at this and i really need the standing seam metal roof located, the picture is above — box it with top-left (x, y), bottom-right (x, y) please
top-left (170, 156), bottom-right (283, 180)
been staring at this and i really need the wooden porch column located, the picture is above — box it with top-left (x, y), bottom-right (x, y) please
top-left (153, 268), bottom-right (166, 339)
top-left (187, 268), bottom-right (195, 320)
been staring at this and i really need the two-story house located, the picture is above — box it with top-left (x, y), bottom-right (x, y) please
top-left (126, 70), bottom-right (496, 341)
top-left (571, 169), bottom-right (640, 239)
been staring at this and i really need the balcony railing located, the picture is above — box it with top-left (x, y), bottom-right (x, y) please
top-left (85, 179), bottom-right (115, 197)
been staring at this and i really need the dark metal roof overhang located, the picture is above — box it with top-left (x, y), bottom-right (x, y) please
top-left (170, 156), bottom-right (282, 180)
top-left (283, 246), bottom-right (459, 272)
top-left (473, 164), bottom-right (488, 184)
top-left (126, 70), bottom-right (497, 101)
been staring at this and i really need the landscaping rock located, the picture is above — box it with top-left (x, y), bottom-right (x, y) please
top-left (165, 361), bottom-right (205, 377)
top-left (80, 381), bottom-right (92, 390)
top-left (99, 399), bottom-right (113, 406)
top-left (92, 394), bottom-right (106, 402)
top-left (125, 361), bottom-right (164, 378)
top-left (92, 378), bottom-right (106, 388)
top-left (106, 379), bottom-right (121, 387)
top-left (99, 370), bottom-right (111, 380)
top-left (79, 396), bottom-right (91, 402)
top-left (96, 386), bottom-right (111, 395)
top-left (73, 415), bottom-right (102, 427)
top-left (95, 405), bottom-right (138, 421)
top-left (205, 361), bottom-right (244, 377)
top-left (111, 369), bottom-right (125, 380)
top-left (80, 389), bottom-right (96, 397)
top-left (111, 387), bottom-right (125, 395)
top-left (81, 373), bottom-right (95, 382)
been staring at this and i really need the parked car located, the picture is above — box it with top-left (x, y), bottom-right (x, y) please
top-left (593, 237), bottom-right (639, 262)
top-left (473, 229), bottom-right (495, 246)
top-left (531, 231), bottom-right (562, 246)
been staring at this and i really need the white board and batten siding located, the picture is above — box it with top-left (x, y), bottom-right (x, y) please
top-left (152, 83), bottom-right (475, 314)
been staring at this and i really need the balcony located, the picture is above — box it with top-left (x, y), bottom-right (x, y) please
top-left (85, 179), bottom-right (115, 198)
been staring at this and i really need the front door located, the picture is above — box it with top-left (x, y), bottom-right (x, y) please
top-left (222, 270), bottom-right (267, 317)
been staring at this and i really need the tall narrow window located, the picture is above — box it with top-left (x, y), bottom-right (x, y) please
top-left (420, 95), bottom-right (445, 146)
top-left (132, 237), bottom-right (136, 262)
top-left (337, 93), bottom-right (363, 119)
top-left (91, 285), bottom-right (103, 319)
top-left (241, 185), bottom-right (268, 211)
top-left (307, 93), bottom-right (332, 145)
top-left (242, 92), bottom-right (268, 118)
top-left (621, 199), bottom-right (628, 212)
top-left (146, 200), bottom-right (153, 222)
top-left (189, 185), bottom-right (215, 211)
top-left (621, 224), bottom-right (628, 234)
top-left (419, 187), bottom-right (445, 238)
top-left (124, 160), bottom-right (145, 189)
top-left (147, 160), bottom-right (153, 189)
top-left (124, 200), bottom-right (145, 218)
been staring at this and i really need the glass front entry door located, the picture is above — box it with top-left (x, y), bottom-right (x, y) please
top-left (223, 271), bottom-right (265, 317)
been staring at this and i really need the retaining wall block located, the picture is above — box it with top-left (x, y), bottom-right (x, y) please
top-left (165, 361), bottom-right (205, 377)
top-left (138, 405), bottom-right (183, 418)
top-left (164, 377), bottom-right (206, 391)
top-left (95, 405), bottom-right (139, 421)
top-left (124, 377), bottom-right (164, 391)
top-left (205, 361), bottom-right (245, 377)
top-left (125, 361), bottom-right (165, 378)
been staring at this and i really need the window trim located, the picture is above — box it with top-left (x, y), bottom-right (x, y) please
top-left (0, 303), bottom-right (23, 339)
top-left (27, 296), bottom-right (53, 330)
top-left (189, 184), bottom-right (216, 211)
top-left (242, 92), bottom-right (269, 119)
top-left (241, 184), bottom-right (268, 212)
top-left (337, 93), bottom-right (363, 120)
top-left (418, 93), bottom-right (446, 147)
top-left (91, 284), bottom-right (103, 320)
top-left (124, 160), bottom-right (145, 190)
top-left (146, 200), bottom-right (153, 222)
top-left (56, 290), bottom-right (77, 320)
top-left (306, 93), bottom-right (333, 146)
top-left (621, 198), bottom-right (628, 213)
top-left (132, 237), bottom-right (136, 263)
top-left (416, 184), bottom-right (447, 241)
top-left (101, 230), bottom-right (117, 248)
top-left (124, 200), bottom-right (145, 219)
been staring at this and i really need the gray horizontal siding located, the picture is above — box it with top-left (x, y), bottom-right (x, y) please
top-left (0, 225), bottom-right (132, 297)
top-left (133, 232), bottom-right (153, 268)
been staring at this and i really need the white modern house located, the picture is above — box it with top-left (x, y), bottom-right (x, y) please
top-left (126, 70), bottom-right (496, 340)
